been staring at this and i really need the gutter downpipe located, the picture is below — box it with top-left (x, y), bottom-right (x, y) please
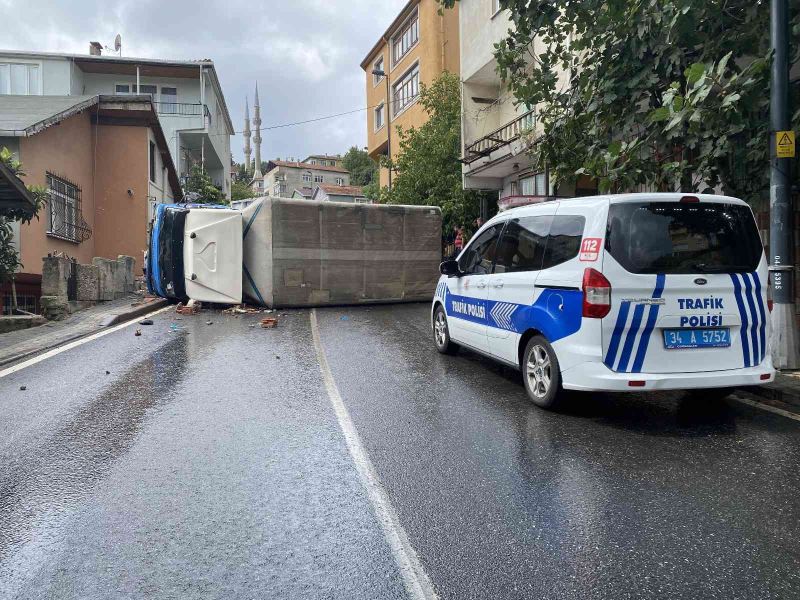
top-left (136, 66), bottom-right (140, 94)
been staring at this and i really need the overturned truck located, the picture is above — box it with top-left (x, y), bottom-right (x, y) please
top-left (147, 196), bottom-right (443, 308)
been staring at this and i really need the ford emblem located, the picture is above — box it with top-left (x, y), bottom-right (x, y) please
top-left (694, 277), bottom-right (708, 285)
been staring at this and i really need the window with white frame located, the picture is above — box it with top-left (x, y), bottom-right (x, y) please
top-left (392, 8), bottom-right (419, 65)
top-left (374, 102), bottom-right (385, 130)
top-left (302, 171), bottom-right (312, 183)
top-left (392, 63), bottom-right (419, 117)
top-left (139, 84), bottom-right (157, 97)
top-left (0, 62), bottom-right (41, 95)
top-left (519, 172), bottom-right (547, 196)
top-left (373, 56), bottom-right (384, 85)
top-left (161, 86), bottom-right (177, 113)
top-left (314, 174), bottom-right (323, 183)
top-left (491, 0), bottom-right (501, 15)
top-left (115, 83), bottom-right (131, 94)
top-left (335, 177), bottom-right (344, 185)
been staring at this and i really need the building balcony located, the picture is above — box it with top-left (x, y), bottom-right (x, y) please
top-left (153, 102), bottom-right (211, 120)
top-left (463, 110), bottom-right (535, 165)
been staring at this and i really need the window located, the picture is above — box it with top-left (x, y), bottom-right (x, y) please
top-left (161, 86), bottom-right (177, 113)
top-left (302, 172), bottom-right (312, 183)
top-left (494, 216), bottom-right (551, 274)
top-left (310, 159), bottom-right (318, 165)
top-left (115, 84), bottom-right (131, 94)
top-left (458, 224), bottom-right (503, 275)
top-left (273, 183), bottom-right (287, 195)
top-left (335, 177), bottom-right (345, 185)
top-left (606, 202), bottom-right (762, 274)
top-left (139, 84), bottom-right (157, 97)
top-left (491, 0), bottom-right (501, 15)
top-left (0, 62), bottom-right (40, 95)
top-left (373, 56), bottom-right (385, 85)
top-left (392, 63), bottom-right (419, 117)
top-left (392, 8), bottom-right (419, 65)
top-left (314, 175), bottom-right (323, 183)
top-left (542, 215), bottom-right (585, 269)
top-left (355, 197), bottom-right (372, 204)
top-left (519, 172), bottom-right (547, 196)
top-left (374, 103), bottom-right (385, 131)
top-left (149, 141), bottom-right (157, 183)
top-left (46, 173), bottom-right (90, 243)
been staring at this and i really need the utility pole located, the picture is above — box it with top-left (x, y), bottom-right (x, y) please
top-left (769, 0), bottom-right (798, 368)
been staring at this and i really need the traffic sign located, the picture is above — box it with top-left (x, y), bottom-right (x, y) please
top-left (776, 130), bottom-right (795, 158)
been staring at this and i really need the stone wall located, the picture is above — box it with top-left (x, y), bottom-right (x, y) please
top-left (40, 254), bottom-right (136, 320)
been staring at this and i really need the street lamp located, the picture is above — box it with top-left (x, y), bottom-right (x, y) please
top-left (372, 68), bottom-right (392, 190)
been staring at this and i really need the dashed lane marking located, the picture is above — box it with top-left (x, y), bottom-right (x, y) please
top-left (0, 306), bottom-right (172, 379)
top-left (310, 309), bottom-right (439, 600)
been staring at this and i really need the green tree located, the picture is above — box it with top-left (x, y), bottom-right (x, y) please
top-left (0, 147), bottom-right (46, 286)
top-left (231, 179), bottom-right (255, 202)
top-left (184, 165), bottom-right (225, 205)
top-left (383, 72), bottom-right (495, 234)
top-left (342, 146), bottom-right (378, 186)
top-left (440, 0), bottom-right (800, 202)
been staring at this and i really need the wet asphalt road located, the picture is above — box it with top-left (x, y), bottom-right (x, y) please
top-left (1, 303), bottom-right (799, 599)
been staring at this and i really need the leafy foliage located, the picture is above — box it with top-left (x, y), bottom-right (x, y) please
top-left (440, 0), bottom-right (799, 202)
top-left (0, 147), bottom-right (46, 284)
top-left (231, 179), bottom-right (255, 202)
top-left (342, 146), bottom-right (378, 186)
top-left (382, 72), bottom-right (495, 233)
top-left (183, 165), bottom-right (225, 205)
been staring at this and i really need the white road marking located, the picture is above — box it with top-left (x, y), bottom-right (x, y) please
top-left (730, 394), bottom-right (800, 423)
top-left (310, 309), bottom-right (438, 600)
top-left (0, 305), bottom-right (172, 379)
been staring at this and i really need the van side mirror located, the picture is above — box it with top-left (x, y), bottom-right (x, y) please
top-left (440, 259), bottom-right (461, 277)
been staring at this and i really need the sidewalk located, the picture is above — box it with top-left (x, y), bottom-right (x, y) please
top-left (0, 295), bottom-right (167, 367)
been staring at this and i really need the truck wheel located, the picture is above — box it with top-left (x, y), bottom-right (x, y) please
top-left (523, 336), bottom-right (563, 409)
top-left (433, 306), bottom-right (458, 355)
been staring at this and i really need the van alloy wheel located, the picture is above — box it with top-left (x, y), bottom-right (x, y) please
top-left (526, 345), bottom-right (552, 399)
top-left (434, 311), bottom-right (447, 347)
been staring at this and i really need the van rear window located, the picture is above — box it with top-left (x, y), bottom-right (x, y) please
top-left (606, 202), bottom-right (762, 274)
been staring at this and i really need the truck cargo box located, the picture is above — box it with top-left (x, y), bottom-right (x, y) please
top-left (241, 197), bottom-right (442, 308)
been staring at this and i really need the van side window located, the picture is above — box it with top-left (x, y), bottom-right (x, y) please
top-left (494, 216), bottom-right (551, 274)
top-left (458, 224), bottom-right (502, 275)
top-left (542, 215), bottom-right (586, 269)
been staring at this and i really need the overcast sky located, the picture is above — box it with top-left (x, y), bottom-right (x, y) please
top-left (1, 0), bottom-right (408, 164)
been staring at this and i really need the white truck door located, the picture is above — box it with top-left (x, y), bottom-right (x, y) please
top-left (183, 208), bottom-right (243, 304)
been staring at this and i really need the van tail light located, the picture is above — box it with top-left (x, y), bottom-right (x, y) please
top-left (767, 273), bottom-right (774, 312)
top-left (680, 195), bottom-right (700, 203)
top-left (583, 268), bottom-right (611, 318)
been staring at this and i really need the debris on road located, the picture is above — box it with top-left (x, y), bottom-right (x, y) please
top-left (134, 329), bottom-right (142, 337)
top-left (340, 315), bottom-right (350, 321)
top-left (260, 317), bottom-right (278, 329)
top-left (19, 385), bottom-right (26, 391)
top-left (176, 300), bottom-right (202, 315)
top-left (222, 304), bottom-right (264, 315)
top-left (139, 319), bottom-right (154, 326)
top-left (105, 370), bottom-right (110, 375)
top-left (206, 321), bottom-right (213, 325)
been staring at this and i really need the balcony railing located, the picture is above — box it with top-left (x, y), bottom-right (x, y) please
top-left (463, 110), bottom-right (535, 164)
top-left (153, 102), bottom-right (211, 120)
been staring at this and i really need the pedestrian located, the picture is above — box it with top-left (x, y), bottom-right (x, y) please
top-left (454, 227), bottom-right (464, 252)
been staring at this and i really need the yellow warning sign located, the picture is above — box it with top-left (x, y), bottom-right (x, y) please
top-left (777, 130), bottom-right (795, 158)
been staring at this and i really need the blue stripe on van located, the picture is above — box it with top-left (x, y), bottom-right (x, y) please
top-left (243, 201), bottom-right (263, 239)
top-left (730, 274), bottom-right (751, 368)
top-left (742, 273), bottom-right (760, 364)
top-left (604, 301), bottom-right (631, 369)
top-left (752, 273), bottom-right (767, 363)
top-left (243, 264), bottom-right (266, 306)
top-left (617, 303), bottom-right (646, 373)
top-left (631, 274), bottom-right (666, 373)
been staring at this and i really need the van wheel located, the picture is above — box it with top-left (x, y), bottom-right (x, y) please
top-left (433, 306), bottom-right (458, 355)
top-left (523, 336), bottom-right (562, 409)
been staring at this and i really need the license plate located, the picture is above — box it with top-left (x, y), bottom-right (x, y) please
top-left (663, 328), bottom-right (731, 349)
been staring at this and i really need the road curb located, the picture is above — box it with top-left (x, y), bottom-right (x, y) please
top-left (735, 383), bottom-right (800, 410)
top-left (100, 299), bottom-right (170, 327)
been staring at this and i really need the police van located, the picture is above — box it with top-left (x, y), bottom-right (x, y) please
top-left (432, 193), bottom-right (775, 408)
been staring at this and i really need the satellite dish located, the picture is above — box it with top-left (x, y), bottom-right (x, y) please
top-left (114, 34), bottom-right (122, 55)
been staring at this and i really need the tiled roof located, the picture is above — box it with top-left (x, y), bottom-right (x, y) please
top-left (268, 160), bottom-right (349, 174)
top-left (318, 184), bottom-right (365, 196)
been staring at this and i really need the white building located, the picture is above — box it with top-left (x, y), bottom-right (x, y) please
top-left (458, 1), bottom-right (595, 209)
top-left (0, 46), bottom-right (234, 199)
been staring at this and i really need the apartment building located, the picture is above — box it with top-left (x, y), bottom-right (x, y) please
top-left (256, 160), bottom-right (350, 199)
top-left (459, 1), bottom-right (598, 209)
top-left (361, 0), bottom-right (460, 188)
top-left (0, 46), bottom-right (234, 199)
top-left (0, 94), bottom-right (182, 309)
top-left (302, 154), bottom-right (344, 169)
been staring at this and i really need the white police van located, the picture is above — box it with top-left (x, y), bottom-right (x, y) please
top-left (432, 193), bottom-right (775, 408)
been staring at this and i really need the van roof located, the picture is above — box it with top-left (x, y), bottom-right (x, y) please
top-left (494, 192), bottom-right (746, 220)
